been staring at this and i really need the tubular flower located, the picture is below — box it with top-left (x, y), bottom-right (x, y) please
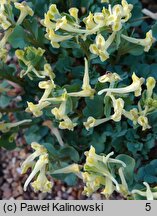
top-left (146, 77), bottom-right (156, 98)
top-left (59, 116), bottom-right (77, 131)
top-left (106, 0), bottom-right (133, 32)
top-left (137, 116), bottom-right (151, 131)
top-left (0, 1), bottom-right (12, 30)
top-left (123, 108), bottom-right (139, 125)
top-left (14, 1), bottom-right (34, 25)
top-left (89, 32), bottom-right (116, 62)
top-left (98, 72), bottom-right (121, 83)
top-left (23, 154), bottom-right (52, 192)
top-left (132, 182), bottom-right (157, 200)
top-left (21, 142), bottom-right (47, 174)
top-left (0, 13), bottom-right (11, 30)
top-left (118, 167), bottom-right (129, 197)
top-left (83, 12), bottom-right (97, 30)
top-left (26, 101), bottom-right (51, 117)
top-left (48, 4), bottom-right (61, 21)
top-left (43, 64), bottom-right (56, 82)
top-left (38, 80), bottom-right (56, 102)
top-left (43, 90), bottom-right (68, 102)
top-left (121, 30), bottom-right (154, 52)
top-left (110, 95), bottom-right (124, 122)
top-left (82, 146), bottom-right (126, 198)
top-left (55, 16), bottom-right (86, 33)
top-left (51, 101), bottom-right (67, 120)
top-left (98, 73), bottom-right (145, 97)
top-left (15, 47), bottom-right (46, 79)
top-left (83, 116), bottom-right (110, 130)
top-left (52, 164), bottom-right (80, 174)
top-left (68, 58), bottom-right (95, 98)
top-left (0, 119), bottom-right (31, 133)
top-left (121, 0), bottom-right (133, 22)
top-left (31, 164), bottom-right (53, 193)
top-left (69, 8), bottom-right (79, 23)
top-left (45, 29), bottom-right (73, 48)
top-left (42, 1), bottom-right (134, 47)
top-left (101, 177), bottom-right (115, 198)
top-left (107, 5), bottom-right (123, 32)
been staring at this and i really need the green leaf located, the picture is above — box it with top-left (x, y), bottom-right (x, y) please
top-left (104, 96), bottom-right (112, 118)
top-left (8, 26), bottom-right (27, 48)
top-left (0, 95), bottom-right (12, 108)
top-left (89, 132), bottom-right (106, 153)
top-left (116, 154), bottom-right (135, 185)
top-left (59, 146), bottom-right (80, 162)
top-left (152, 21), bottom-right (157, 40)
top-left (136, 160), bottom-right (157, 184)
top-left (64, 173), bottom-right (78, 186)
top-left (60, 41), bottom-right (79, 49)
top-left (127, 142), bottom-right (143, 154)
top-left (83, 95), bottom-right (104, 118)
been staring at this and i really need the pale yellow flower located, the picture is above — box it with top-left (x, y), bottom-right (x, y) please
top-left (23, 154), bottom-right (49, 191)
top-left (0, 119), bottom-right (31, 133)
top-left (98, 72), bottom-right (121, 83)
top-left (121, 30), bottom-right (154, 52)
top-left (89, 32), bottom-right (116, 62)
top-left (137, 116), bottom-right (151, 131)
top-left (121, 0), bottom-right (133, 22)
top-left (83, 116), bottom-right (110, 130)
top-left (123, 108), bottom-right (139, 125)
top-left (51, 101), bottom-right (67, 120)
top-left (49, 4), bottom-right (60, 20)
top-left (21, 142), bottom-right (47, 174)
top-left (42, 63), bottom-right (56, 82)
top-left (45, 29), bottom-right (73, 48)
top-left (31, 165), bottom-right (53, 193)
top-left (101, 177), bottom-right (115, 199)
top-left (69, 8), bottom-right (79, 23)
top-left (68, 58), bottom-right (95, 98)
top-left (146, 77), bottom-right (156, 98)
top-left (55, 16), bottom-right (86, 34)
top-left (38, 80), bottom-right (56, 102)
top-left (98, 73), bottom-right (145, 97)
top-left (110, 96), bottom-right (124, 122)
top-left (26, 101), bottom-right (51, 117)
top-left (132, 182), bottom-right (157, 200)
top-left (83, 12), bottom-right (97, 30)
top-left (59, 116), bottom-right (77, 131)
top-left (0, 13), bottom-right (12, 30)
top-left (52, 164), bottom-right (80, 174)
top-left (14, 1), bottom-right (34, 25)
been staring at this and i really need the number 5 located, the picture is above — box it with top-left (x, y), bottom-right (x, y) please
top-left (145, 203), bottom-right (151, 211)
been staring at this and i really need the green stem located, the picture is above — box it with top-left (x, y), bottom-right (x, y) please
top-left (79, 41), bottom-right (90, 60)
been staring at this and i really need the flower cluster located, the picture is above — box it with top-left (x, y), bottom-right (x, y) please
top-left (15, 45), bottom-right (156, 132)
top-left (21, 142), bottom-right (52, 193)
top-left (16, 57), bottom-right (94, 131)
top-left (42, 1), bottom-right (154, 62)
top-left (0, 1), bottom-right (34, 62)
top-left (82, 146), bottom-right (128, 198)
top-left (84, 72), bottom-right (156, 131)
top-left (51, 146), bottom-right (157, 200)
